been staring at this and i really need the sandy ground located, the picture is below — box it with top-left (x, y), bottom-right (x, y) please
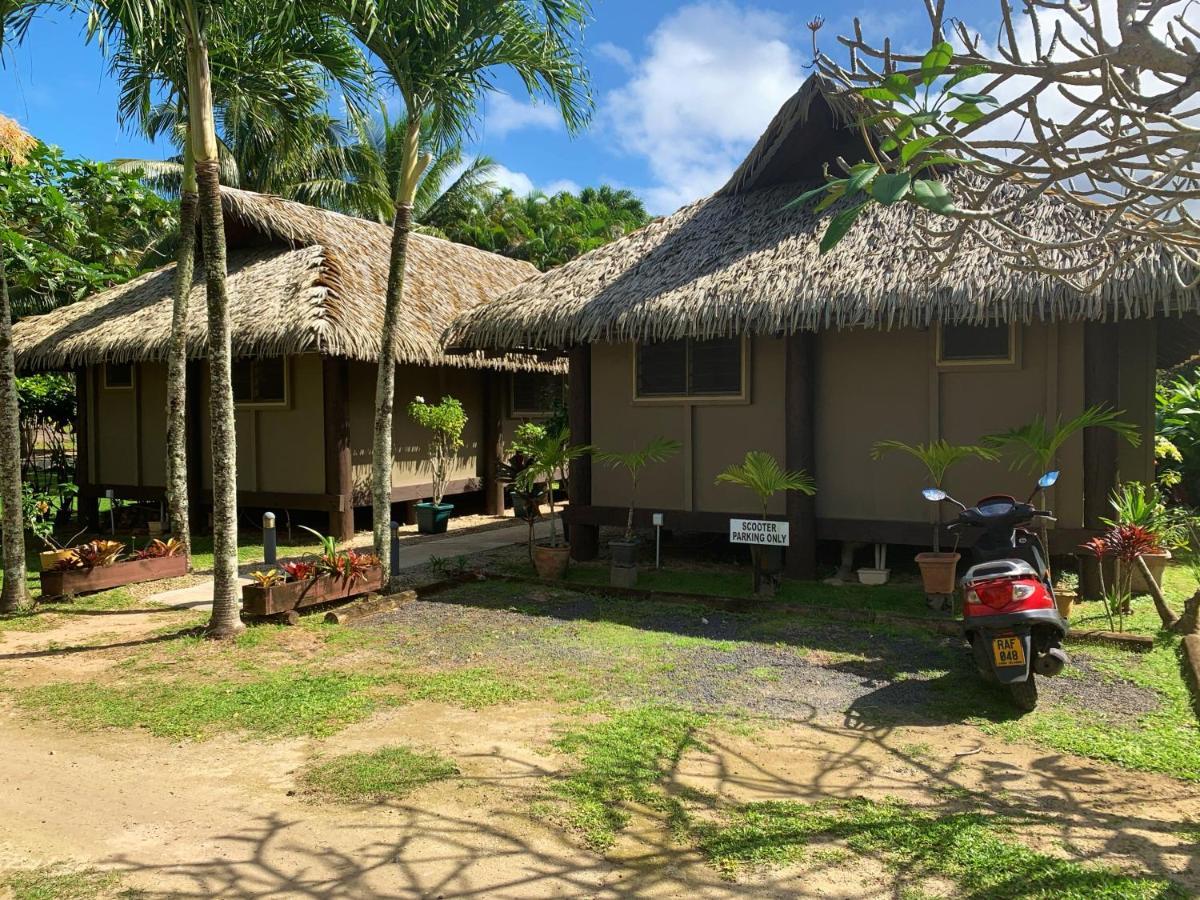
top-left (0, 606), bottom-right (1197, 898)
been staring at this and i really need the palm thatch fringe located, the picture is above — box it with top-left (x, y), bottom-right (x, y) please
top-left (14, 187), bottom-right (547, 373)
top-left (444, 175), bottom-right (1200, 353)
top-left (444, 77), bottom-right (1199, 354)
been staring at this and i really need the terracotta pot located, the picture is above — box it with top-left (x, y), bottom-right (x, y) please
top-left (1130, 549), bottom-right (1171, 594)
top-left (38, 549), bottom-right (74, 572)
top-left (915, 551), bottom-right (961, 595)
top-left (533, 543), bottom-right (570, 580)
top-left (1055, 590), bottom-right (1076, 620)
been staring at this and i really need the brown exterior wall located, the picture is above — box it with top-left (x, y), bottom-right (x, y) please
top-left (588, 322), bottom-right (1156, 535)
top-left (88, 354), bottom-right (539, 509)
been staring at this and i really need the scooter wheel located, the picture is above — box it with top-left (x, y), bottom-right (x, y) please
top-left (1009, 675), bottom-right (1038, 712)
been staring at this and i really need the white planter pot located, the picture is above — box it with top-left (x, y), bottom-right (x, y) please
top-left (857, 567), bottom-right (890, 586)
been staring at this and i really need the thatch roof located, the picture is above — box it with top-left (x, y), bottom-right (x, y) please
top-left (444, 76), bottom-right (1200, 360)
top-left (14, 188), bottom-right (543, 372)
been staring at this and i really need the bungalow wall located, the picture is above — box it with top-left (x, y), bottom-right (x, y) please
top-left (586, 322), bottom-right (1156, 540)
top-left (82, 353), bottom-right (540, 534)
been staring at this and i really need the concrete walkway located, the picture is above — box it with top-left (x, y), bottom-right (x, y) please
top-left (148, 518), bottom-right (556, 612)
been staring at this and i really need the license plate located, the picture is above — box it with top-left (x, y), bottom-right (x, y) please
top-left (992, 636), bottom-right (1026, 667)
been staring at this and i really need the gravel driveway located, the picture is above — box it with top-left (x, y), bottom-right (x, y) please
top-left (361, 581), bottom-right (1161, 725)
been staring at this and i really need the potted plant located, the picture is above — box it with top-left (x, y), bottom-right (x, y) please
top-left (715, 451), bottom-right (815, 596)
top-left (23, 484), bottom-right (84, 571)
top-left (594, 436), bottom-right (681, 586)
top-left (1102, 481), bottom-right (1190, 594)
top-left (514, 425), bottom-right (589, 579)
top-left (871, 439), bottom-right (997, 595)
top-left (40, 537), bottom-right (187, 598)
top-left (500, 422), bottom-right (548, 518)
top-left (407, 395), bottom-right (467, 534)
top-left (241, 527), bottom-right (383, 617)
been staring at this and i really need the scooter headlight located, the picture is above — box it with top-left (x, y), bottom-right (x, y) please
top-left (1012, 583), bottom-right (1037, 601)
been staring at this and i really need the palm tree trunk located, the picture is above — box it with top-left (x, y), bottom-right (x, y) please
top-left (186, 9), bottom-right (241, 638)
top-left (372, 116), bottom-right (428, 587)
top-left (0, 245), bottom-right (27, 613)
top-left (166, 132), bottom-right (197, 560)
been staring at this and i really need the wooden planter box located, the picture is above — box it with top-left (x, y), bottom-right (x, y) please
top-left (40, 555), bottom-right (188, 598)
top-left (241, 566), bottom-right (385, 617)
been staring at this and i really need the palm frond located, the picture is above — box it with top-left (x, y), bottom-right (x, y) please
top-left (984, 404), bottom-right (1141, 473)
top-left (870, 439), bottom-right (997, 486)
top-left (715, 451), bottom-right (815, 517)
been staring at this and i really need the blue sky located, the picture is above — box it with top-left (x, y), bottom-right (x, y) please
top-left (0, 1), bottom-right (995, 215)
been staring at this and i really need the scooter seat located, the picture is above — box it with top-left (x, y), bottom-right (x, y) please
top-left (961, 559), bottom-right (1039, 584)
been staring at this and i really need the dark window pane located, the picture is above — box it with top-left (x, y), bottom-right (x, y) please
top-left (637, 340), bottom-right (687, 396)
top-left (689, 337), bottom-right (742, 394)
top-left (232, 358), bottom-right (286, 404)
top-left (512, 372), bottom-right (562, 415)
top-left (104, 362), bottom-right (133, 388)
top-left (254, 357), bottom-right (286, 402)
top-left (232, 360), bottom-right (254, 402)
top-left (941, 324), bottom-right (1010, 361)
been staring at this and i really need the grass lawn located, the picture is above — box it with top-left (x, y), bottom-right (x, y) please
top-left (300, 746), bottom-right (460, 803)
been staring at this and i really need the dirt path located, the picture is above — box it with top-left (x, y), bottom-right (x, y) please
top-left (0, 607), bottom-right (1196, 898)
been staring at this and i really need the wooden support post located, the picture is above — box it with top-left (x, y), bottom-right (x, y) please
top-left (75, 368), bottom-right (99, 530)
top-left (1082, 322), bottom-right (1120, 599)
top-left (568, 346), bottom-right (598, 560)
top-left (483, 371), bottom-right (506, 516)
top-left (323, 357), bottom-right (354, 540)
top-left (785, 332), bottom-right (818, 579)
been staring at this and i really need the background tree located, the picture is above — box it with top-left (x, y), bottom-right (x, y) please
top-left (810, 0), bottom-right (1199, 287)
top-left (336, 0), bottom-right (592, 584)
top-left (441, 184), bottom-right (649, 270)
top-left (0, 115), bottom-right (38, 613)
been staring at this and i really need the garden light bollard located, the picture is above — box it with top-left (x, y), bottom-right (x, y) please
top-left (652, 512), bottom-right (664, 569)
top-left (263, 512), bottom-right (276, 566)
top-left (391, 521), bottom-right (401, 570)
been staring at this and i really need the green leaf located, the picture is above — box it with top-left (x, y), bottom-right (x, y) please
top-left (871, 173), bottom-right (912, 205)
top-left (920, 42), bottom-right (954, 85)
top-left (912, 153), bottom-right (976, 173)
top-left (949, 92), bottom-right (997, 105)
top-left (845, 164), bottom-right (880, 197)
top-left (783, 183), bottom-right (837, 210)
top-left (899, 135), bottom-right (945, 164)
top-left (882, 72), bottom-right (916, 98)
top-left (880, 119), bottom-right (914, 153)
top-left (820, 201), bottom-right (868, 254)
top-left (945, 63), bottom-right (989, 90)
top-left (948, 103), bottom-right (984, 125)
top-left (858, 86), bottom-right (900, 102)
top-left (910, 112), bottom-right (937, 127)
top-left (911, 179), bottom-right (955, 214)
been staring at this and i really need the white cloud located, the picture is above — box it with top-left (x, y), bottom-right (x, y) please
top-left (601, 2), bottom-right (805, 213)
top-left (594, 41), bottom-right (634, 70)
top-left (489, 164), bottom-right (536, 195)
top-left (544, 178), bottom-right (583, 195)
top-left (486, 93), bottom-right (562, 138)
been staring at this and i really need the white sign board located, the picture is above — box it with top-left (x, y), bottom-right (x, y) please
top-left (729, 519), bottom-right (790, 546)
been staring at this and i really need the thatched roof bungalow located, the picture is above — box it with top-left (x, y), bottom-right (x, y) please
top-left (446, 75), bottom-right (1200, 576)
top-left (14, 188), bottom-right (563, 539)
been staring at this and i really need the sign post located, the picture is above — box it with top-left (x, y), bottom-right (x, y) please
top-left (728, 518), bottom-right (789, 597)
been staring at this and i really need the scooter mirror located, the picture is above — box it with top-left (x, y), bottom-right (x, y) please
top-left (1037, 470), bottom-right (1060, 489)
top-left (922, 488), bottom-right (947, 502)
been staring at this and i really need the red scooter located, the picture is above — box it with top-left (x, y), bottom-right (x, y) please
top-left (923, 471), bottom-right (1069, 711)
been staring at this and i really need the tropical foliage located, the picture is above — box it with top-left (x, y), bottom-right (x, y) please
top-left (1, 141), bottom-right (173, 316)
top-left (869, 439), bottom-right (996, 487)
top-left (715, 451), bottom-right (816, 519)
top-left (407, 395), bottom-right (468, 507)
top-left (1156, 372), bottom-right (1200, 502)
top-left (984, 405), bottom-right (1140, 475)
top-left (514, 426), bottom-right (589, 549)
top-left (594, 436), bottom-right (681, 541)
top-left (440, 185), bottom-right (650, 270)
top-left (789, 41), bottom-right (994, 252)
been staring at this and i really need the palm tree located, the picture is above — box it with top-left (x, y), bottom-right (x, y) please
top-left (295, 108), bottom-right (499, 228)
top-left (870, 439), bottom-right (998, 551)
top-left (94, 2), bottom-right (366, 631)
top-left (715, 451), bottom-right (816, 520)
top-left (88, 0), bottom-right (351, 638)
top-left (334, 0), bottom-right (592, 584)
top-left (0, 115), bottom-right (38, 613)
top-left (984, 404), bottom-right (1141, 475)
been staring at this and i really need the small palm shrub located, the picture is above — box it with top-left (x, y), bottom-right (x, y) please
top-left (714, 451), bottom-right (816, 518)
top-left (594, 436), bottom-right (681, 541)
